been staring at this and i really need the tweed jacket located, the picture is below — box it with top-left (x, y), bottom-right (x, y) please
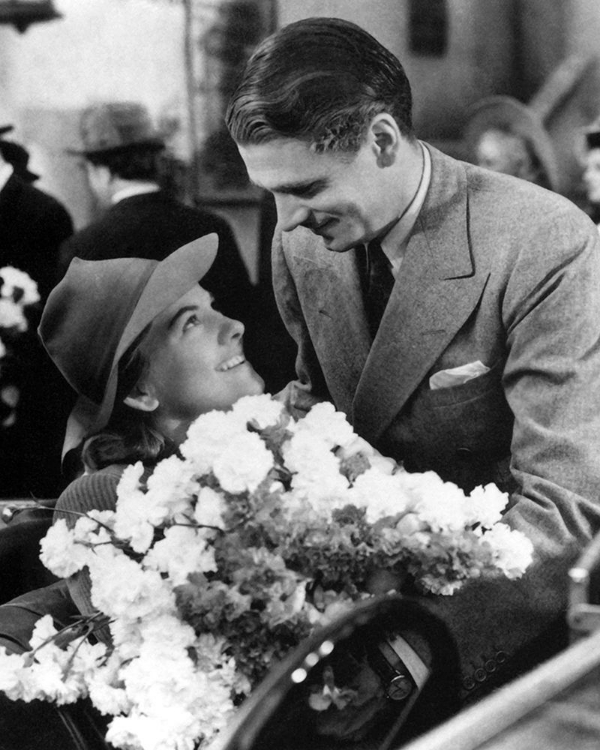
top-left (272, 144), bottom-right (600, 701)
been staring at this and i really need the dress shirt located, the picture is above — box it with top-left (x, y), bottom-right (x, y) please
top-left (110, 183), bottom-right (160, 205)
top-left (380, 142), bottom-right (432, 278)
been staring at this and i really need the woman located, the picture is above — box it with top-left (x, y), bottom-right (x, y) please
top-left (39, 234), bottom-right (264, 626)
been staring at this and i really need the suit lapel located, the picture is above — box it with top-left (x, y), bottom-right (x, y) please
top-left (352, 147), bottom-right (491, 445)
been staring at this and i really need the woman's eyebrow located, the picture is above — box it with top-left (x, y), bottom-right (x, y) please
top-left (168, 305), bottom-right (198, 330)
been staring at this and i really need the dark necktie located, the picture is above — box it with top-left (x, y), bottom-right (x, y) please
top-left (364, 240), bottom-right (395, 338)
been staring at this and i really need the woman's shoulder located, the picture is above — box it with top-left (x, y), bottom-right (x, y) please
top-left (54, 464), bottom-right (127, 524)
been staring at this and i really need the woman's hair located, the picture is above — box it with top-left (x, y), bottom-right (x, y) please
top-left (81, 326), bottom-right (176, 471)
top-left (226, 17), bottom-right (414, 153)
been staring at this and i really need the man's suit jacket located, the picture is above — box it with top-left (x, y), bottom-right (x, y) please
top-left (273, 145), bottom-right (600, 703)
top-left (0, 173), bottom-right (73, 299)
top-left (0, 174), bottom-right (74, 498)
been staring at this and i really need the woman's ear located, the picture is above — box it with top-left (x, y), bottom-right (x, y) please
top-left (123, 383), bottom-right (159, 413)
top-left (370, 114), bottom-right (401, 167)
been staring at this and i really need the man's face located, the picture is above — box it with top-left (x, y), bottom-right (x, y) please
top-left (583, 148), bottom-right (600, 205)
top-left (84, 162), bottom-right (113, 208)
top-left (239, 138), bottom-right (395, 252)
top-left (475, 129), bottom-right (535, 182)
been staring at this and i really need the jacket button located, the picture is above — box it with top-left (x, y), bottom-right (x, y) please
top-left (462, 677), bottom-right (476, 691)
top-left (485, 659), bottom-right (497, 673)
top-left (495, 650), bottom-right (507, 664)
top-left (474, 668), bottom-right (487, 682)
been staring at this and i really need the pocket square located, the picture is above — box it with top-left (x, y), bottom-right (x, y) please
top-left (429, 360), bottom-right (490, 390)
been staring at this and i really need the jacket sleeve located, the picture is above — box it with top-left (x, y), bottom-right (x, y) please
top-left (53, 470), bottom-right (122, 645)
top-left (272, 231), bottom-right (331, 415)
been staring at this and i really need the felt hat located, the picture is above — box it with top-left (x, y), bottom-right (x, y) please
top-left (464, 95), bottom-right (559, 191)
top-left (70, 102), bottom-right (165, 156)
top-left (583, 117), bottom-right (600, 150)
top-left (0, 140), bottom-right (39, 182)
top-left (38, 234), bottom-right (219, 456)
top-left (0, 125), bottom-right (14, 136)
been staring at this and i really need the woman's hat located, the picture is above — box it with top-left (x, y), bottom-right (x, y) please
top-left (69, 102), bottom-right (165, 156)
top-left (464, 95), bottom-right (559, 191)
top-left (39, 235), bottom-right (219, 456)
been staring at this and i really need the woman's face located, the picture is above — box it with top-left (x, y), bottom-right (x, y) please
top-left (583, 148), bottom-right (600, 205)
top-left (136, 285), bottom-right (264, 423)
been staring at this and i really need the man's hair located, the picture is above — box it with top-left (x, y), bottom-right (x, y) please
top-left (86, 144), bottom-right (163, 181)
top-left (226, 17), bottom-right (414, 153)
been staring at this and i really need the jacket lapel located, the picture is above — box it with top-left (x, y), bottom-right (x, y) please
top-left (352, 147), bottom-right (491, 445)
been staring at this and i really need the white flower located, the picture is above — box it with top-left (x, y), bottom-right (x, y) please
top-left (144, 455), bottom-right (197, 523)
top-left (40, 519), bottom-right (95, 577)
top-left (231, 393), bottom-right (285, 429)
top-left (463, 483), bottom-right (509, 528)
top-left (193, 486), bottom-right (226, 529)
top-left (213, 431), bottom-right (274, 493)
top-left (180, 410), bottom-right (242, 475)
top-left (349, 468), bottom-right (412, 522)
top-left (0, 298), bottom-right (26, 330)
top-left (398, 470), bottom-right (469, 532)
top-left (143, 526), bottom-right (217, 586)
top-left (282, 431), bottom-right (349, 506)
top-left (292, 401), bottom-right (356, 449)
top-left (0, 266), bottom-right (40, 305)
top-left (0, 648), bottom-right (27, 700)
top-left (482, 523), bottom-right (534, 579)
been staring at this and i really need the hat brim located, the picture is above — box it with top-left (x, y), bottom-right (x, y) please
top-left (66, 138), bottom-right (165, 157)
top-left (464, 95), bottom-right (558, 191)
top-left (63, 233), bottom-right (219, 457)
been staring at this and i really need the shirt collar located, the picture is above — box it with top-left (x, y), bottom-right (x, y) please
top-left (380, 141), bottom-right (431, 276)
top-left (111, 183), bottom-right (160, 205)
top-left (0, 161), bottom-right (14, 192)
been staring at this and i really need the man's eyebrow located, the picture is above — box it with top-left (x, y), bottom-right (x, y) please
top-left (254, 178), bottom-right (328, 195)
top-left (168, 305), bottom-right (198, 330)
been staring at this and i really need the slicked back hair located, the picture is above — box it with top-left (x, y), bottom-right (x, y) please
top-left (226, 17), bottom-right (414, 153)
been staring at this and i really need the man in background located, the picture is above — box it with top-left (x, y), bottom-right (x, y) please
top-left (0, 124), bottom-right (74, 499)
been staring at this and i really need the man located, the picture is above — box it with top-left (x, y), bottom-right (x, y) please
top-left (0, 124), bottom-right (74, 499)
top-left (60, 101), bottom-right (292, 393)
top-left (0, 124), bottom-right (73, 299)
top-left (226, 16), bottom-right (600, 733)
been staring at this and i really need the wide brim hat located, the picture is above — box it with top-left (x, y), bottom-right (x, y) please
top-left (464, 95), bottom-right (559, 191)
top-left (39, 234), bottom-right (219, 456)
top-left (68, 101), bottom-right (165, 157)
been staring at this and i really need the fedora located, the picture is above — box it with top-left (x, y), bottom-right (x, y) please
top-left (0, 140), bottom-right (39, 182)
top-left (69, 102), bottom-right (165, 156)
top-left (39, 234), bottom-right (219, 456)
top-left (464, 95), bottom-right (559, 191)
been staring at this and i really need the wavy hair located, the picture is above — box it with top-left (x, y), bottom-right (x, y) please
top-left (226, 17), bottom-right (414, 153)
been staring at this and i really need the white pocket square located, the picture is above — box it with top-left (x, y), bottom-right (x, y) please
top-left (429, 360), bottom-right (490, 390)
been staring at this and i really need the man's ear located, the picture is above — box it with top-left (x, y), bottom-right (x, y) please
top-left (123, 383), bottom-right (159, 413)
top-left (370, 114), bottom-right (401, 167)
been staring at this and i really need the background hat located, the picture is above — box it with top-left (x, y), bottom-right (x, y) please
top-left (0, 140), bottom-right (39, 182)
top-left (583, 117), bottom-right (600, 150)
top-left (464, 95), bottom-right (559, 191)
top-left (70, 102), bottom-right (165, 156)
top-left (0, 124), bottom-right (13, 136)
top-left (39, 234), bottom-right (219, 456)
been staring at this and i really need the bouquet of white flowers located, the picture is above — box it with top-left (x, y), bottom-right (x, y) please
top-left (0, 395), bottom-right (533, 750)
